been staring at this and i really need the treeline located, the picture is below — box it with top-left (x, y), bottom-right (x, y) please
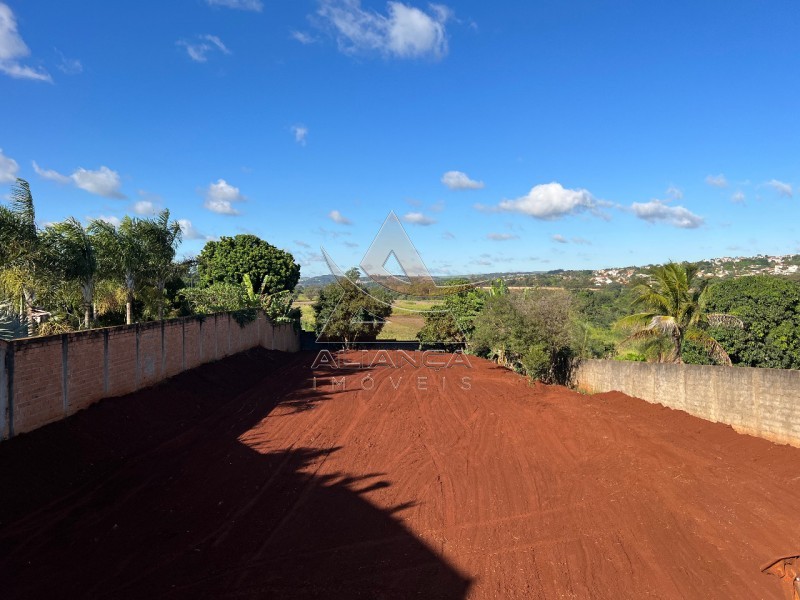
top-left (575, 269), bottom-right (800, 370)
top-left (311, 262), bottom-right (800, 382)
top-left (0, 179), bottom-right (300, 339)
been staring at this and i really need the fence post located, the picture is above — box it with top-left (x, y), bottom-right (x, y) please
top-left (103, 329), bottom-right (109, 395)
top-left (4, 342), bottom-right (14, 439)
top-left (61, 335), bottom-right (69, 417)
top-left (0, 342), bottom-right (9, 440)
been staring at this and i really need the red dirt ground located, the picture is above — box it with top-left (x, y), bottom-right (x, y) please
top-left (1, 349), bottom-right (799, 599)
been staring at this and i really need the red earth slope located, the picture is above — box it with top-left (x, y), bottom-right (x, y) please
top-left (0, 349), bottom-right (798, 599)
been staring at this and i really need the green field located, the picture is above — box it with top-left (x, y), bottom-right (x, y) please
top-left (295, 298), bottom-right (434, 340)
top-left (297, 303), bottom-right (315, 332)
top-left (391, 299), bottom-right (438, 312)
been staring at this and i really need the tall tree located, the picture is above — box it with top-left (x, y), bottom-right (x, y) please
top-left (617, 262), bottom-right (742, 365)
top-left (42, 218), bottom-right (98, 328)
top-left (91, 216), bottom-right (150, 325)
top-left (313, 268), bottom-right (393, 347)
top-left (0, 179), bottom-right (44, 336)
top-left (197, 234), bottom-right (300, 295)
top-left (417, 279), bottom-right (486, 347)
top-left (142, 210), bottom-right (182, 320)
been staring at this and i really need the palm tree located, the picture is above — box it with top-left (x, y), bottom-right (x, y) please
top-left (0, 179), bottom-right (44, 336)
top-left (43, 218), bottom-right (98, 328)
top-left (90, 216), bottom-right (150, 325)
top-left (242, 273), bottom-right (297, 323)
top-left (142, 210), bottom-right (182, 320)
top-left (92, 278), bottom-right (127, 322)
top-left (617, 262), bottom-right (742, 365)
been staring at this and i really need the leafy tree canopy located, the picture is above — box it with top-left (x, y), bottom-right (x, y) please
top-left (313, 268), bottom-right (393, 347)
top-left (417, 279), bottom-right (487, 347)
top-left (197, 234), bottom-right (300, 295)
top-left (703, 275), bottom-right (800, 369)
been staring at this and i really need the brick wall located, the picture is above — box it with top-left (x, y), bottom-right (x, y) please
top-left (0, 312), bottom-right (300, 439)
top-left (575, 359), bottom-right (800, 448)
top-left (0, 342), bottom-right (8, 439)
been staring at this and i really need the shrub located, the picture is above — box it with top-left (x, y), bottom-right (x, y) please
top-left (471, 288), bottom-right (576, 384)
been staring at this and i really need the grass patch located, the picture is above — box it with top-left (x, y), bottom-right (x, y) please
top-left (295, 298), bottom-right (431, 338)
top-left (298, 304), bottom-right (316, 332)
top-left (392, 299), bottom-right (438, 312)
top-left (377, 313), bottom-right (426, 340)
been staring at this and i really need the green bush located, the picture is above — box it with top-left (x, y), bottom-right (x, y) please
top-left (471, 289), bottom-right (576, 384)
top-left (521, 344), bottom-right (550, 381)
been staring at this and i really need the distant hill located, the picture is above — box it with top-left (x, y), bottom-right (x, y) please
top-left (298, 254), bottom-right (800, 290)
top-left (298, 272), bottom-right (533, 287)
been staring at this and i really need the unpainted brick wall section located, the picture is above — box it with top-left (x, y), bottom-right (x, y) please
top-left (0, 312), bottom-right (300, 440)
top-left (575, 359), bottom-right (800, 448)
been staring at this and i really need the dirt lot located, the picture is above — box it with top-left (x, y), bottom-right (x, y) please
top-left (1, 349), bottom-right (798, 599)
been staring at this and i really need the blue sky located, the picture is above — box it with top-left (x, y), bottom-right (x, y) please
top-left (1, 0), bottom-right (799, 277)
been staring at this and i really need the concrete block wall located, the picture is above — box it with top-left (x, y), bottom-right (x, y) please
top-left (575, 360), bottom-right (800, 448)
top-left (0, 312), bottom-right (300, 440)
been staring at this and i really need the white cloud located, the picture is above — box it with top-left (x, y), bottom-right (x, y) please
top-left (291, 124), bottom-right (309, 145)
top-left (442, 231), bottom-right (455, 240)
top-left (328, 209), bottom-right (352, 225)
top-left (631, 200), bottom-right (704, 229)
top-left (314, 226), bottom-right (351, 239)
top-left (472, 259), bottom-right (492, 267)
top-left (487, 232), bottom-right (518, 241)
top-left (441, 170), bottom-right (484, 190)
top-left (206, 0), bottom-right (263, 11)
top-left (0, 62), bottom-right (51, 81)
top-left (766, 179), bottom-right (793, 198)
top-left (297, 250), bottom-right (325, 267)
top-left (705, 174), bottom-right (728, 188)
top-left (0, 3), bottom-right (52, 82)
top-left (132, 200), bottom-right (158, 215)
top-left (204, 179), bottom-right (245, 215)
top-left (403, 211), bottom-right (436, 225)
top-left (32, 160), bottom-right (69, 184)
top-left (71, 166), bottom-right (126, 199)
top-left (55, 49), bottom-right (82, 75)
top-left (550, 234), bottom-right (591, 245)
top-left (294, 239), bottom-right (311, 248)
top-left (205, 35), bottom-right (229, 52)
top-left (178, 219), bottom-right (214, 241)
top-left (32, 161), bottom-right (125, 198)
top-left (498, 182), bottom-right (597, 220)
top-left (318, 0), bottom-right (452, 60)
top-left (665, 185), bottom-right (683, 200)
top-left (731, 191), bottom-right (745, 204)
top-left (0, 148), bottom-right (19, 182)
top-left (177, 34), bottom-right (231, 63)
top-left (291, 31), bottom-right (316, 44)
top-left (94, 215), bottom-right (121, 227)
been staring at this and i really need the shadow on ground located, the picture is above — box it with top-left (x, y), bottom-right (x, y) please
top-left (0, 348), bottom-right (471, 599)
